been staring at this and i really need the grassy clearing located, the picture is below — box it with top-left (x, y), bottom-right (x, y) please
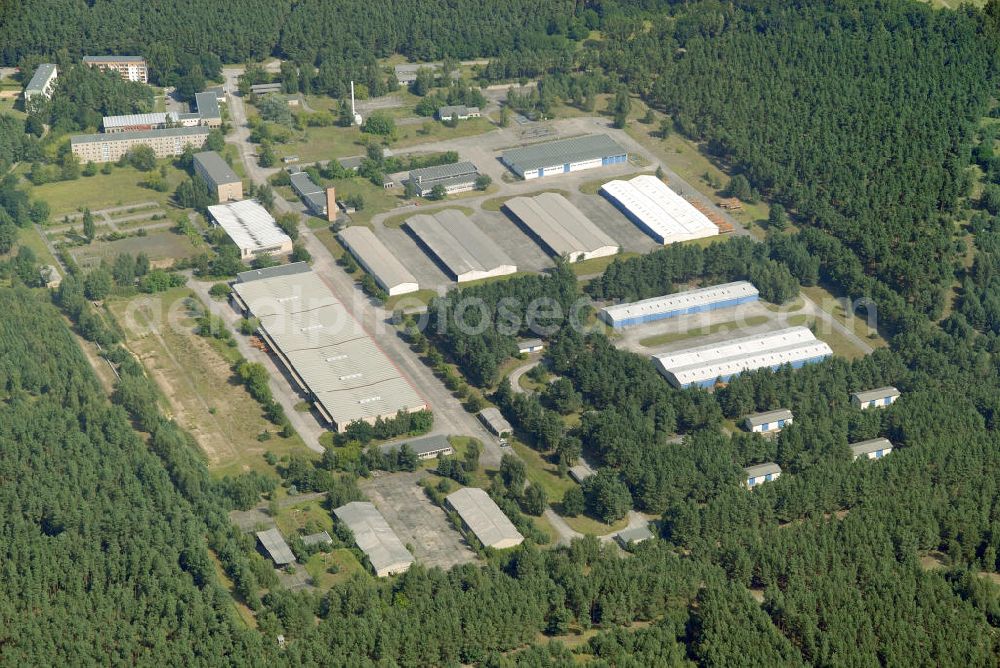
top-left (329, 177), bottom-right (404, 225)
top-left (393, 117), bottom-right (496, 149)
top-left (313, 227), bottom-right (346, 260)
top-left (801, 285), bottom-right (887, 348)
top-left (385, 288), bottom-right (438, 311)
top-left (382, 205), bottom-right (474, 229)
top-left (304, 549), bottom-right (369, 589)
top-left (567, 252), bottom-right (639, 277)
top-left (16, 225), bottom-right (58, 267)
top-left (106, 287), bottom-right (313, 479)
top-left (28, 160), bottom-right (188, 216)
top-left (510, 440), bottom-right (576, 501)
top-left (639, 315), bottom-right (770, 348)
top-left (563, 512), bottom-right (628, 536)
top-left (274, 498), bottom-right (334, 537)
top-left (68, 228), bottom-right (202, 270)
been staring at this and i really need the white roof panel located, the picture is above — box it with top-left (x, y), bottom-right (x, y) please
top-left (601, 175), bottom-right (718, 244)
top-left (207, 200), bottom-right (291, 254)
top-left (601, 281), bottom-right (758, 325)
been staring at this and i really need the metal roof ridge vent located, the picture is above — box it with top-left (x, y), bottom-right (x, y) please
top-left (301, 324), bottom-right (323, 332)
top-left (340, 373), bottom-right (362, 381)
top-left (326, 354), bottom-right (348, 362)
top-left (359, 395), bottom-right (382, 404)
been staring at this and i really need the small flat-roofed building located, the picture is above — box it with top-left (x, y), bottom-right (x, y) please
top-left (83, 55), bottom-right (147, 83)
top-left (653, 326), bottom-right (832, 390)
top-left (256, 528), bottom-right (296, 566)
top-left (744, 463), bottom-right (781, 489)
top-left (601, 175), bottom-right (719, 244)
top-left (438, 105), bottom-right (481, 121)
top-left (194, 91), bottom-right (222, 127)
top-left (478, 407), bottom-right (512, 438)
top-left (501, 134), bottom-right (627, 180)
top-left (338, 155), bottom-right (364, 172)
top-left (503, 193), bottom-right (618, 263)
top-left (290, 171), bottom-right (328, 217)
top-left (743, 409), bottom-right (793, 434)
top-left (405, 209), bottom-right (516, 282)
top-left (851, 386), bottom-right (900, 410)
top-left (379, 434), bottom-right (455, 460)
top-left (24, 64), bottom-right (57, 102)
top-left (600, 281), bottom-right (759, 328)
top-left (568, 465), bottom-right (594, 484)
top-left (616, 526), bottom-right (654, 549)
top-left (334, 502), bottom-right (414, 577)
top-left (517, 339), bottom-right (544, 354)
top-left (193, 151), bottom-right (243, 202)
top-left (394, 62), bottom-right (444, 85)
top-left (207, 199), bottom-right (292, 260)
top-left (850, 437), bottom-right (893, 461)
top-left (40, 264), bottom-right (62, 289)
top-left (70, 127), bottom-right (209, 163)
top-left (446, 487), bottom-right (524, 550)
top-left (407, 161), bottom-right (480, 197)
top-left (230, 269), bottom-right (427, 431)
top-left (301, 531), bottom-right (334, 547)
top-left (250, 82), bottom-right (283, 95)
top-left (339, 226), bottom-right (418, 296)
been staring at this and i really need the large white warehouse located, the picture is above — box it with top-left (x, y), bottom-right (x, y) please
top-left (600, 281), bottom-right (759, 328)
top-left (405, 209), bottom-right (517, 283)
top-left (601, 175), bottom-right (719, 244)
top-left (231, 267), bottom-right (427, 431)
top-left (333, 502), bottom-right (414, 577)
top-left (338, 226), bottom-right (418, 296)
top-left (653, 326), bottom-right (832, 389)
top-left (503, 193), bottom-right (618, 262)
top-left (207, 200), bottom-right (293, 261)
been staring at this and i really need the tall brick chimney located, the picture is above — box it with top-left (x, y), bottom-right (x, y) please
top-left (326, 187), bottom-right (336, 223)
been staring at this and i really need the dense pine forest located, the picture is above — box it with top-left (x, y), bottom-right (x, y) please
top-left (1, 0), bottom-right (1000, 665)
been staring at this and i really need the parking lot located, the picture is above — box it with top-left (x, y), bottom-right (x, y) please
top-left (360, 471), bottom-right (476, 570)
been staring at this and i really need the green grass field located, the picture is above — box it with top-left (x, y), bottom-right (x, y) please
top-left (68, 228), bottom-right (202, 269)
top-left (27, 160), bottom-right (187, 216)
top-left (638, 315), bottom-right (771, 348)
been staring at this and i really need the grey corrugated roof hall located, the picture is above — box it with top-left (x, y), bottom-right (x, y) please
top-left (379, 434), bottom-right (455, 459)
top-left (446, 487), bottom-right (524, 550)
top-left (301, 531), bottom-right (334, 547)
top-left (405, 209), bottom-right (516, 282)
top-left (256, 528), bottom-right (296, 565)
top-left (195, 91), bottom-right (221, 120)
top-left (503, 192), bottom-right (618, 261)
top-left (193, 151), bottom-right (239, 186)
top-left (501, 134), bottom-right (627, 174)
top-left (338, 226), bottom-right (418, 296)
top-left (334, 502), bottom-right (414, 577)
top-left (478, 407), bottom-right (512, 436)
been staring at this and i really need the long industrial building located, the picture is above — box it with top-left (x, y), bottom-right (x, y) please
top-left (599, 281), bottom-right (759, 328)
top-left (405, 209), bottom-right (517, 282)
top-left (503, 193), bottom-right (618, 262)
top-left (501, 134), bottom-right (627, 180)
top-left (83, 55), bottom-right (148, 83)
top-left (338, 226), bottom-right (418, 296)
top-left (445, 487), bottom-right (524, 550)
top-left (653, 326), bottom-right (833, 389)
top-left (407, 161), bottom-right (480, 196)
top-left (333, 502), bottom-right (414, 577)
top-left (601, 175), bottom-right (719, 244)
top-left (24, 64), bottom-right (57, 102)
top-left (206, 199), bottom-right (292, 260)
top-left (70, 126), bottom-right (209, 163)
top-left (231, 267), bottom-right (427, 431)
